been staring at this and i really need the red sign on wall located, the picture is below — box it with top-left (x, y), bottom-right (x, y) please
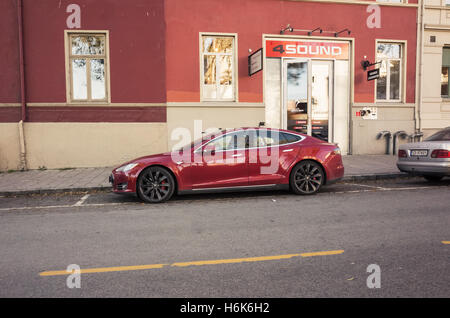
top-left (266, 40), bottom-right (349, 60)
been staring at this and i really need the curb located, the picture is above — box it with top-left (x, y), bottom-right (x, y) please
top-left (0, 172), bottom-right (413, 197)
top-left (0, 186), bottom-right (112, 197)
top-left (341, 172), bottom-right (411, 182)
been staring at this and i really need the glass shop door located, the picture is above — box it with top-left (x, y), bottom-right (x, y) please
top-left (282, 59), bottom-right (333, 142)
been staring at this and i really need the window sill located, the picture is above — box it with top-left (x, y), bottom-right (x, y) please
top-left (200, 99), bottom-right (238, 103)
top-left (375, 100), bottom-right (403, 104)
top-left (167, 101), bottom-right (264, 108)
top-left (67, 101), bottom-right (110, 106)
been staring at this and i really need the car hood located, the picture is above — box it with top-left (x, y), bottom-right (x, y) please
top-left (113, 151), bottom-right (173, 170)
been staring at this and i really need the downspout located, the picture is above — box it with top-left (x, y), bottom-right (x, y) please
top-left (17, 0), bottom-right (27, 170)
top-left (415, 0), bottom-right (424, 133)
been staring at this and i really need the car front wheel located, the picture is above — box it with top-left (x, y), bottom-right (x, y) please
top-left (290, 161), bottom-right (324, 195)
top-left (137, 166), bottom-right (175, 203)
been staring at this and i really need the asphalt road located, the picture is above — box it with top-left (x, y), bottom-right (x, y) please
top-left (0, 177), bottom-right (449, 298)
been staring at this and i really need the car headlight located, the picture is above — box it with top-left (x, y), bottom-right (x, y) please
top-left (333, 147), bottom-right (341, 155)
top-left (116, 163), bottom-right (138, 172)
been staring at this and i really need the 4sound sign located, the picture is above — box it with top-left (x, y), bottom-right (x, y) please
top-left (266, 40), bottom-right (349, 60)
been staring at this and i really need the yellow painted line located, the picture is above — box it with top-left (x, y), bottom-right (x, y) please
top-left (300, 249), bottom-right (345, 257)
top-left (39, 264), bottom-right (167, 276)
top-left (442, 241), bottom-right (450, 245)
top-left (171, 253), bottom-right (301, 267)
top-left (39, 249), bottom-right (344, 277)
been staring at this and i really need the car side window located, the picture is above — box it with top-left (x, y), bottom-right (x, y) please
top-left (205, 131), bottom-right (249, 151)
top-left (281, 132), bottom-right (302, 144)
top-left (256, 130), bottom-right (282, 147)
top-left (278, 133), bottom-right (291, 145)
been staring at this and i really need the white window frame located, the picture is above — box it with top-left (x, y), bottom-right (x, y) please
top-left (199, 32), bottom-right (238, 102)
top-left (375, 40), bottom-right (405, 103)
top-left (64, 30), bottom-right (111, 104)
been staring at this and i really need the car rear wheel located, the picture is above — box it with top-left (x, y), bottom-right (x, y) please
top-left (423, 175), bottom-right (444, 182)
top-left (290, 161), bottom-right (324, 195)
top-left (137, 166), bottom-right (175, 203)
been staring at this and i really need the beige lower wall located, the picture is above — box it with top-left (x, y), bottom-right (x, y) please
top-left (351, 107), bottom-right (415, 155)
top-left (167, 106), bottom-right (265, 150)
top-left (1, 109), bottom-right (265, 171)
top-left (22, 122), bottom-right (168, 170)
top-left (0, 104), bottom-right (426, 171)
top-left (0, 123), bottom-right (22, 171)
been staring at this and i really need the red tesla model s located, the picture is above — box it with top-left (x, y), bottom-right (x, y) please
top-left (110, 128), bottom-right (344, 203)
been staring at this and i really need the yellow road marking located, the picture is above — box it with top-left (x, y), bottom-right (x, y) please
top-left (39, 249), bottom-right (344, 277)
top-left (39, 264), bottom-right (167, 276)
top-left (300, 250), bottom-right (345, 257)
top-left (171, 254), bottom-right (301, 267)
top-left (442, 241), bottom-right (450, 245)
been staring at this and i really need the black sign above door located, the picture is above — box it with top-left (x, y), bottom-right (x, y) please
top-left (248, 48), bottom-right (263, 76)
top-left (367, 68), bottom-right (380, 81)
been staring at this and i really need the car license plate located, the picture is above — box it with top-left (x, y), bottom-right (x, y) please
top-left (410, 150), bottom-right (428, 157)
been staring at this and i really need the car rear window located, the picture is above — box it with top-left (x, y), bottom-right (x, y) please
top-left (425, 128), bottom-right (450, 141)
top-left (281, 133), bottom-right (302, 144)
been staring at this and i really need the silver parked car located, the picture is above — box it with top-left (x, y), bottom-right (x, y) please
top-left (397, 126), bottom-right (450, 182)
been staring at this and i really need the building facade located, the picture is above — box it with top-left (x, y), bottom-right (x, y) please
top-left (1, 0), bottom-right (420, 171)
top-left (421, 0), bottom-right (450, 137)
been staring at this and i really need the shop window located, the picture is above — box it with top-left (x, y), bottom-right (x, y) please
top-left (66, 32), bottom-right (109, 103)
top-left (200, 34), bottom-right (236, 101)
top-left (441, 47), bottom-right (450, 97)
top-left (376, 42), bottom-right (403, 102)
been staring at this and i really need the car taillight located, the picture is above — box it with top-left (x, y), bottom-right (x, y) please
top-left (398, 150), bottom-right (407, 158)
top-left (431, 149), bottom-right (450, 158)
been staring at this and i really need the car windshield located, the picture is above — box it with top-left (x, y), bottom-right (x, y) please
top-left (425, 128), bottom-right (450, 141)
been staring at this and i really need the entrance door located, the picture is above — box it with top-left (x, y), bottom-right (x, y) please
top-left (282, 59), bottom-right (333, 142)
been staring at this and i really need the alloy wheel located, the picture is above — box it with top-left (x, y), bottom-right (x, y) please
top-left (138, 167), bottom-right (175, 203)
top-left (291, 161), bottom-right (324, 195)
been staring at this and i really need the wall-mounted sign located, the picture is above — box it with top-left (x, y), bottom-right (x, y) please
top-left (367, 68), bottom-right (380, 81)
top-left (248, 48), bottom-right (263, 76)
top-left (356, 107), bottom-right (378, 120)
top-left (265, 40), bottom-right (349, 60)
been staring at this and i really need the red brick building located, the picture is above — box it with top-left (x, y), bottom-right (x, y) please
top-left (0, 0), bottom-right (419, 170)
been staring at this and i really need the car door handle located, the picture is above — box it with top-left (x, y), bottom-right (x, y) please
top-left (283, 149), bottom-right (294, 153)
top-left (232, 154), bottom-right (243, 157)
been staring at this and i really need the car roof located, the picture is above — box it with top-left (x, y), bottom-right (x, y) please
top-left (223, 127), bottom-right (305, 135)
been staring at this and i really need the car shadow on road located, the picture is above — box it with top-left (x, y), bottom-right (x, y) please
top-left (98, 177), bottom-right (449, 205)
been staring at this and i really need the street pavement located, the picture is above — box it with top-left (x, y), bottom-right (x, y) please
top-left (0, 177), bottom-right (449, 297)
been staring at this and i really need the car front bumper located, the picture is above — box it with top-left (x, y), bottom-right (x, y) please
top-left (110, 171), bottom-right (136, 193)
top-left (397, 160), bottom-right (450, 176)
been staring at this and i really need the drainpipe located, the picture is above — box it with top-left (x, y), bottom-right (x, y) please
top-left (17, 0), bottom-right (27, 170)
top-left (415, 0), bottom-right (424, 133)
top-left (376, 131), bottom-right (392, 155)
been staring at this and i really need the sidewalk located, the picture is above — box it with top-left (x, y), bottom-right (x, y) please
top-left (0, 155), bottom-right (404, 196)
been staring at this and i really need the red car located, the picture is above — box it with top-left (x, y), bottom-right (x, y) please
top-left (110, 128), bottom-right (344, 203)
